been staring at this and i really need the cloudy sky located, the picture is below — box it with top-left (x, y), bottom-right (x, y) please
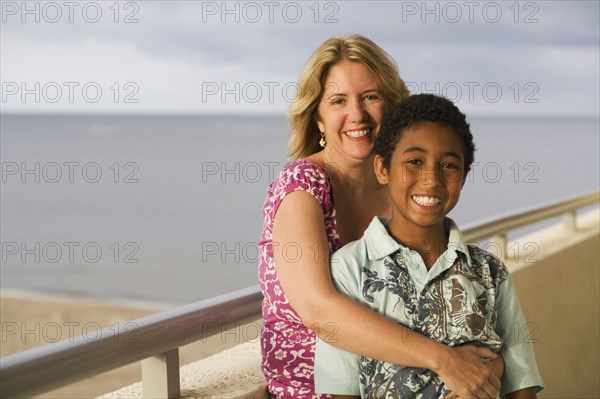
top-left (1, 0), bottom-right (598, 116)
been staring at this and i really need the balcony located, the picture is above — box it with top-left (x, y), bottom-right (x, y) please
top-left (1, 192), bottom-right (599, 398)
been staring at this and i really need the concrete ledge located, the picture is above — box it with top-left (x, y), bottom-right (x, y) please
top-left (98, 341), bottom-right (268, 399)
top-left (508, 208), bottom-right (599, 398)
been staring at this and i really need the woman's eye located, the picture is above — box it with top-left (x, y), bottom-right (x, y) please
top-left (364, 94), bottom-right (381, 102)
top-left (330, 98), bottom-right (344, 105)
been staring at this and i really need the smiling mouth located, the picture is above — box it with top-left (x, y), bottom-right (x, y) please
top-left (412, 195), bottom-right (442, 207)
top-left (344, 128), bottom-right (370, 138)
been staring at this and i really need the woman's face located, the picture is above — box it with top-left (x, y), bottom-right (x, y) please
top-left (316, 60), bottom-right (385, 162)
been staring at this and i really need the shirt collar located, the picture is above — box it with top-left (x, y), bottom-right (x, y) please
top-left (364, 217), bottom-right (402, 260)
top-left (364, 216), bottom-right (472, 267)
top-left (445, 218), bottom-right (473, 267)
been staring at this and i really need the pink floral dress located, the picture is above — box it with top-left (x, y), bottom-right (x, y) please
top-left (259, 160), bottom-right (342, 398)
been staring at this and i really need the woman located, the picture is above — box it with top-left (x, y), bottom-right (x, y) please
top-left (259, 35), bottom-right (502, 399)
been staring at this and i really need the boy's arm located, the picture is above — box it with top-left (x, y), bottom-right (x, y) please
top-left (314, 335), bottom-right (362, 396)
top-left (314, 247), bottom-right (363, 396)
top-left (495, 273), bottom-right (544, 396)
top-left (506, 387), bottom-right (537, 399)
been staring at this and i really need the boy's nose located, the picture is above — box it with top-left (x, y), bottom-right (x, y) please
top-left (422, 166), bottom-right (442, 186)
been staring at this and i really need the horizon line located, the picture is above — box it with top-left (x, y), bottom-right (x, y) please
top-left (2, 111), bottom-right (599, 120)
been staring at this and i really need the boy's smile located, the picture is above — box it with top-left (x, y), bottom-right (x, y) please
top-left (375, 121), bottom-right (466, 241)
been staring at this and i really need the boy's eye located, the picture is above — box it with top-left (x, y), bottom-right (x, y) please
top-left (406, 159), bottom-right (422, 165)
top-left (443, 163), bottom-right (459, 169)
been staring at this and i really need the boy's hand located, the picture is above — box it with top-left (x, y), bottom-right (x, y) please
top-left (435, 345), bottom-right (501, 399)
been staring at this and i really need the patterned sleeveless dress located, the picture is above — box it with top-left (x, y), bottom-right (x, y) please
top-left (258, 160), bottom-right (342, 398)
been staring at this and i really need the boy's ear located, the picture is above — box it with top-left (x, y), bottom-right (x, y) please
top-left (373, 155), bottom-right (389, 185)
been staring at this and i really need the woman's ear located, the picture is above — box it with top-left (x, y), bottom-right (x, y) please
top-left (315, 113), bottom-right (325, 134)
top-left (373, 155), bottom-right (388, 185)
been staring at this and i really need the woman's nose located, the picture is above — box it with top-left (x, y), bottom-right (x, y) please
top-left (348, 98), bottom-right (368, 123)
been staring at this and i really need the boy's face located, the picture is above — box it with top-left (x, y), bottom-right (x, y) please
top-left (374, 121), bottom-right (466, 233)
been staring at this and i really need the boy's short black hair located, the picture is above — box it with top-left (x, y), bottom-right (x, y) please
top-left (375, 93), bottom-right (475, 175)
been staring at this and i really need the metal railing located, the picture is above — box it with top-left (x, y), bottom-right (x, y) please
top-left (0, 285), bottom-right (263, 398)
top-left (1, 191), bottom-right (598, 398)
top-left (462, 191), bottom-right (599, 257)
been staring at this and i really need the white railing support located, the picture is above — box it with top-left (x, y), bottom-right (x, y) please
top-left (142, 349), bottom-right (181, 399)
top-left (563, 211), bottom-right (577, 231)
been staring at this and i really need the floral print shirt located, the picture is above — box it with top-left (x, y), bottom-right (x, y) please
top-left (314, 217), bottom-right (544, 398)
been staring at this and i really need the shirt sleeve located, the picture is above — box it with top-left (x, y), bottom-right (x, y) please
top-left (314, 247), bottom-right (363, 395)
top-left (495, 275), bottom-right (545, 397)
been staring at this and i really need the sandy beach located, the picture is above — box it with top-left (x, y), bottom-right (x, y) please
top-left (1, 289), bottom-right (255, 398)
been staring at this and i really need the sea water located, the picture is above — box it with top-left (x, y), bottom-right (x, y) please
top-left (1, 114), bottom-right (598, 303)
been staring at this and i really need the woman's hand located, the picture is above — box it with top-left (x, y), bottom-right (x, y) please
top-left (442, 351), bottom-right (504, 399)
top-left (487, 353), bottom-right (505, 381)
top-left (435, 345), bottom-right (501, 399)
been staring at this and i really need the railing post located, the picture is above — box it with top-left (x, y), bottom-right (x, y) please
top-left (563, 211), bottom-right (577, 231)
top-left (142, 349), bottom-right (180, 399)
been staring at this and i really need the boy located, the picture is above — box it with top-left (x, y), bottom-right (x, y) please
top-left (314, 94), bottom-right (544, 398)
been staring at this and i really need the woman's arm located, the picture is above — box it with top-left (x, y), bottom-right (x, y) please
top-left (273, 191), bottom-right (500, 398)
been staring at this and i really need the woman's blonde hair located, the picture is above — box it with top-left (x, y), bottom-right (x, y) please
top-left (288, 35), bottom-right (409, 159)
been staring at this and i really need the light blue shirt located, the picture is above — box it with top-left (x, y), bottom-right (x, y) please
top-left (314, 216), bottom-right (544, 398)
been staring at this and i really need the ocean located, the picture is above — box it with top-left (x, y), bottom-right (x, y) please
top-left (1, 114), bottom-right (598, 304)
